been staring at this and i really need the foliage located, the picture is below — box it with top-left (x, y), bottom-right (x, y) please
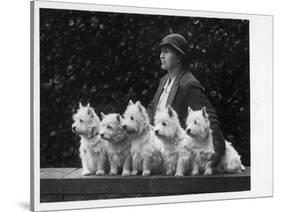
top-left (40, 9), bottom-right (250, 167)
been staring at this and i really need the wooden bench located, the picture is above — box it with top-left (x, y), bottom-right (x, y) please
top-left (40, 167), bottom-right (250, 202)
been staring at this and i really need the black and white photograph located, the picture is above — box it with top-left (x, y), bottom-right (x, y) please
top-left (30, 1), bottom-right (273, 211)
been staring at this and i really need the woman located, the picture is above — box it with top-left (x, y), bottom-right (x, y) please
top-left (147, 33), bottom-right (225, 167)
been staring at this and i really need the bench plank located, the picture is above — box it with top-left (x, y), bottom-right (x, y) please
top-left (40, 168), bottom-right (78, 195)
top-left (40, 168), bottom-right (78, 179)
top-left (60, 168), bottom-right (250, 194)
top-left (40, 167), bottom-right (250, 202)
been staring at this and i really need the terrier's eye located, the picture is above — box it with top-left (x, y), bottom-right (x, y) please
top-left (79, 119), bottom-right (83, 123)
top-left (130, 116), bottom-right (134, 121)
top-left (121, 115), bottom-right (125, 119)
top-left (162, 122), bottom-right (167, 126)
top-left (194, 120), bottom-right (197, 124)
top-left (107, 125), bottom-right (112, 129)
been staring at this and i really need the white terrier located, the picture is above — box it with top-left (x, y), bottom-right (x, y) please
top-left (121, 100), bottom-right (163, 176)
top-left (154, 106), bottom-right (193, 176)
top-left (99, 113), bottom-right (131, 176)
top-left (185, 106), bottom-right (245, 175)
top-left (185, 106), bottom-right (215, 175)
top-left (72, 102), bottom-right (108, 176)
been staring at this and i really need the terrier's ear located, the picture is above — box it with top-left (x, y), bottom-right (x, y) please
top-left (86, 103), bottom-right (90, 108)
top-left (188, 106), bottom-right (194, 115)
top-left (202, 106), bottom-right (208, 119)
top-left (116, 114), bottom-right (121, 123)
top-left (101, 112), bottom-right (106, 119)
top-left (79, 102), bottom-right (83, 109)
top-left (136, 101), bottom-right (143, 113)
top-left (129, 99), bottom-right (134, 105)
top-left (167, 105), bottom-right (174, 118)
top-left (88, 107), bottom-right (94, 116)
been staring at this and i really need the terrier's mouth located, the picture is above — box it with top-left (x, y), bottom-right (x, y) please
top-left (72, 130), bottom-right (82, 136)
top-left (100, 134), bottom-right (110, 140)
top-left (185, 130), bottom-right (195, 137)
top-left (154, 131), bottom-right (162, 137)
top-left (125, 129), bottom-right (136, 134)
top-left (72, 128), bottom-right (78, 134)
top-left (155, 133), bottom-right (166, 139)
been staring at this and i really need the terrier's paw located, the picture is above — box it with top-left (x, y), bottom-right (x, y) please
top-left (142, 170), bottom-right (151, 176)
top-left (109, 171), bottom-right (117, 176)
top-left (131, 170), bottom-right (139, 176)
top-left (191, 170), bottom-right (199, 176)
top-left (175, 172), bottom-right (184, 176)
top-left (166, 170), bottom-right (174, 176)
top-left (203, 168), bottom-right (213, 175)
top-left (96, 170), bottom-right (105, 176)
top-left (121, 170), bottom-right (130, 176)
top-left (82, 170), bottom-right (92, 176)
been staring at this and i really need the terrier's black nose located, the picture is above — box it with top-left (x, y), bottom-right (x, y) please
top-left (72, 126), bottom-right (76, 131)
top-left (122, 125), bottom-right (127, 130)
top-left (100, 133), bottom-right (104, 137)
top-left (154, 130), bottom-right (159, 135)
top-left (186, 128), bottom-right (191, 134)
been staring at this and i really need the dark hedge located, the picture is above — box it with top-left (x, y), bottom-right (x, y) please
top-left (40, 9), bottom-right (250, 168)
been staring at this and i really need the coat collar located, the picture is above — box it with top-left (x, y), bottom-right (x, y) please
top-left (153, 67), bottom-right (188, 113)
top-left (153, 74), bottom-right (168, 109)
top-left (166, 67), bottom-right (186, 107)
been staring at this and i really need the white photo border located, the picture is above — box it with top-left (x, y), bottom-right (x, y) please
top-left (31, 0), bottom-right (273, 211)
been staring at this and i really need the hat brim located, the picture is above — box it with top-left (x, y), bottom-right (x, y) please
top-left (157, 43), bottom-right (187, 57)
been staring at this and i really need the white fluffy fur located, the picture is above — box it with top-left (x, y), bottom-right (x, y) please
top-left (216, 141), bottom-right (245, 173)
top-left (72, 102), bottom-right (108, 176)
top-left (154, 106), bottom-right (193, 176)
top-left (185, 107), bottom-right (215, 175)
top-left (100, 113), bottom-right (131, 176)
top-left (185, 106), bottom-right (245, 175)
top-left (121, 100), bottom-right (163, 176)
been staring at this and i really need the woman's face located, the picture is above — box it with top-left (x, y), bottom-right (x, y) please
top-left (160, 46), bottom-right (181, 71)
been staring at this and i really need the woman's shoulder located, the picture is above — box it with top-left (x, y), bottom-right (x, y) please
top-left (179, 70), bottom-right (205, 91)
